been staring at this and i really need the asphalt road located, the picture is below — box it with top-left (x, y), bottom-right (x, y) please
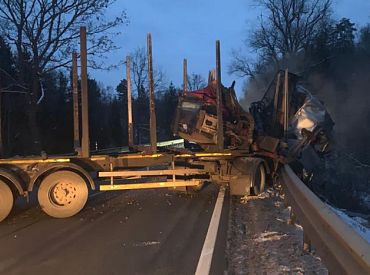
top-left (0, 184), bottom-right (228, 275)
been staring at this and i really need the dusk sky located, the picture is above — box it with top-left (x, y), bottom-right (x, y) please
top-left (92, 0), bottom-right (370, 98)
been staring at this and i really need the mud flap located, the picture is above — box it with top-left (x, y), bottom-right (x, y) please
top-left (228, 157), bottom-right (266, 196)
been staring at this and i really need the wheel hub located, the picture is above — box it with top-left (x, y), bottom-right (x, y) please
top-left (52, 181), bottom-right (77, 205)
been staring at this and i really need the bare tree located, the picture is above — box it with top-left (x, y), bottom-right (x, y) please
top-left (0, 0), bottom-right (127, 73)
top-left (229, 50), bottom-right (258, 78)
top-left (129, 47), bottom-right (165, 97)
top-left (0, 0), bottom-right (128, 152)
top-left (187, 73), bottom-right (206, 91)
top-left (128, 47), bottom-right (165, 144)
top-left (230, 0), bottom-right (332, 77)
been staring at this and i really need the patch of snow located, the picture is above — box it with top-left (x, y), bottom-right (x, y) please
top-left (330, 206), bottom-right (370, 243)
top-left (227, 189), bottom-right (327, 274)
top-left (293, 223), bottom-right (303, 231)
top-left (360, 193), bottom-right (370, 207)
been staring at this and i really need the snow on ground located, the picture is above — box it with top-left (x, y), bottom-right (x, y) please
top-left (330, 206), bottom-right (370, 243)
top-left (226, 189), bottom-right (327, 274)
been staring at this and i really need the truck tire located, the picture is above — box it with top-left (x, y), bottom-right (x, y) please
top-left (0, 180), bottom-right (13, 222)
top-left (252, 163), bottom-right (266, 196)
top-left (38, 171), bottom-right (88, 218)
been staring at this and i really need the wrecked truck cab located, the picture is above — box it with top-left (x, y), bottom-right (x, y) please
top-left (290, 85), bottom-right (334, 152)
top-left (172, 69), bottom-right (334, 181)
top-left (249, 70), bottom-right (334, 179)
top-left (174, 96), bottom-right (218, 145)
top-left (250, 71), bottom-right (334, 154)
top-left (173, 80), bottom-right (254, 150)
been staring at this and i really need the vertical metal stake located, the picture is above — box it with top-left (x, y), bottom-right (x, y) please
top-left (171, 161), bottom-right (175, 182)
top-left (208, 69), bottom-right (216, 84)
top-left (183, 59), bottom-right (188, 93)
top-left (0, 83), bottom-right (3, 156)
top-left (147, 33), bottom-right (157, 153)
top-left (80, 26), bottom-right (90, 158)
top-left (126, 56), bottom-right (134, 147)
top-left (283, 69), bottom-right (289, 140)
top-left (272, 72), bottom-right (281, 127)
top-left (72, 52), bottom-right (81, 155)
top-left (110, 162), bottom-right (114, 186)
top-left (216, 40), bottom-right (224, 151)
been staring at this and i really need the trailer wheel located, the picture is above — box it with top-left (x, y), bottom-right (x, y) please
top-left (0, 180), bottom-right (13, 222)
top-left (252, 163), bottom-right (266, 196)
top-left (38, 171), bottom-right (88, 218)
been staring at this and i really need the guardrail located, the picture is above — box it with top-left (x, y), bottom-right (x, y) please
top-left (281, 165), bottom-right (370, 275)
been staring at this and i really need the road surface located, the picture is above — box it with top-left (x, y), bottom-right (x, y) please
top-left (0, 184), bottom-right (229, 275)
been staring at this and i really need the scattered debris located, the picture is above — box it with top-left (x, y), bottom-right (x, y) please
top-left (254, 231), bottom-right (288, 243)
top-left (133, 241), bottom-right (160, 247)
top-left (227, 189), bottom-right (327, 274)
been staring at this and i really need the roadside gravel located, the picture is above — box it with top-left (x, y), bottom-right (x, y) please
top-left (226, 189), bottom-right (327, 275)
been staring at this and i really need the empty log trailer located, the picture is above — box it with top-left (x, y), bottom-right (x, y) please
top-left (0, 27), bottom-right (329, 223)
top-left (0, 29), bottom-right (269, 222)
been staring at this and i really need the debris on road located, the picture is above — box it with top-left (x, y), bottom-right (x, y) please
top-left (133, 241), bottom-right (161, 247)
top-left (226, 189), bottom-right (327, 274)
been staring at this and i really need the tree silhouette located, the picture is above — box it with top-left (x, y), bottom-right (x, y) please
top-left (0, 0), bottom-right (128, 153)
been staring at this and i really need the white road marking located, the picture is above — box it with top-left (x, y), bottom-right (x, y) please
top-left (195, 186), bottom-right (226, 275)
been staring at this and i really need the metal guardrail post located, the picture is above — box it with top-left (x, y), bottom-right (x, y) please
top-left (80, 26), bottom-right (90, 158)
top-left (288, 209), bottom-right (296, 225)
top-left (303, 232), bottom-right (312, 252)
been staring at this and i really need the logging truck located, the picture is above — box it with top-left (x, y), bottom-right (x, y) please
top-left (0, 28), bottom-right (333, 223)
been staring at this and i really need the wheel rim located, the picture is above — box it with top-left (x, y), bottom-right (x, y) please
top-left (0, 180), bottom-right (14, 222)
top-left (50, 181), bottom-right (78, 206)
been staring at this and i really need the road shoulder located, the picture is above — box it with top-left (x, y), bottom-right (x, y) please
top-left (226, 189), bottom-right (328, 274)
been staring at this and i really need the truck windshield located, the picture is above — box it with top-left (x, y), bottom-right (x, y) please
top-left (182, 101), bottom-right (201, 111)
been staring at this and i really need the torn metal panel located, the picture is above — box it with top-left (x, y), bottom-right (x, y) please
top-left (172, 69), bottom-right (334, 176)
top-left (290, 85), bottom-right (333, 141)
